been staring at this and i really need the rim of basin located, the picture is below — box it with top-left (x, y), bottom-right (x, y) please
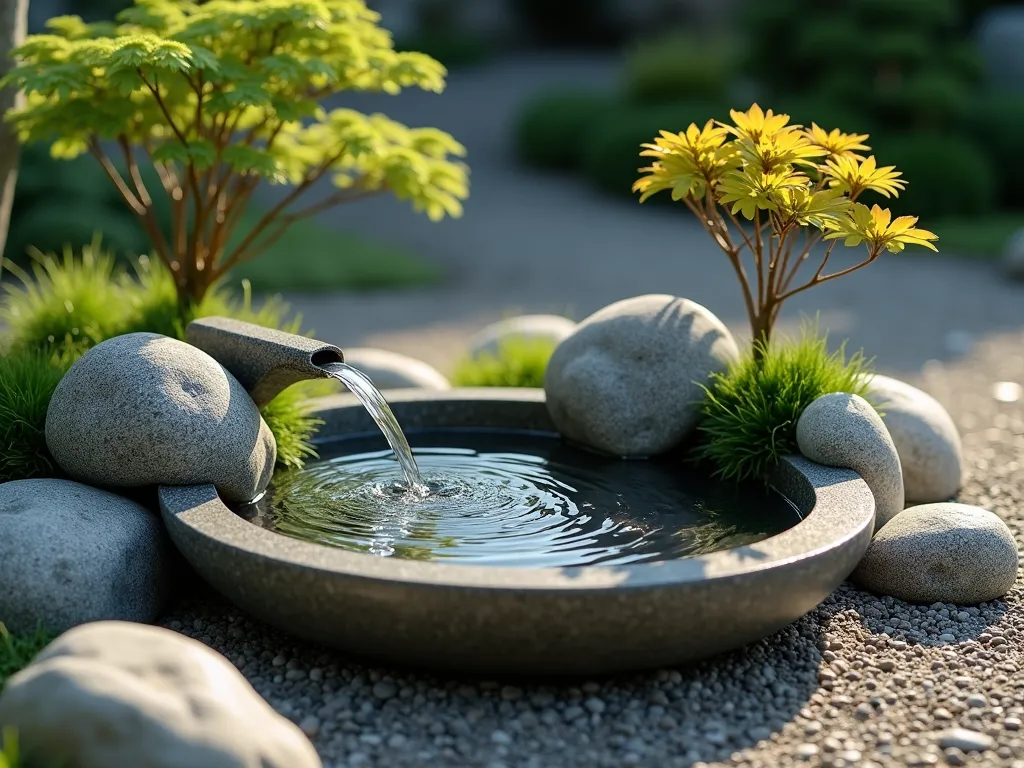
top-left (159, 388), bottom-right (876, 593)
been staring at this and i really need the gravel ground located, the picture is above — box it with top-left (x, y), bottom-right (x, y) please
top-left (159, 329), bottom-right (1024, 768)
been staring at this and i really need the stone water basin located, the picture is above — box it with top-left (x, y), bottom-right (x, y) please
top-left (159, 389), bottom-right (875, 676)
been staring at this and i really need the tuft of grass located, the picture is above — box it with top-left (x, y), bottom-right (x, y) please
top-left (1, 240), bottom-right (133, 357)
top-left (0, 623), bottom-right (54, 689)
top-left (0, 349), bottom-right (72, 483)
top-left (259, 383), bottom-right (326, 471)
top-left (0, 728), bottom-right (23, 768)
top-left (695, 329), bottom-right (874, 483)
top-left (451, 337), bottom-right (558, 388)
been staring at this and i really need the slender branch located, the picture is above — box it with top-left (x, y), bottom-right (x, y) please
top-left (776, 243), bottom-right (879, 303)
top-left (688, 195), bottom-right (757, 331)
top-left (138, 70), bottom-right (190, 148)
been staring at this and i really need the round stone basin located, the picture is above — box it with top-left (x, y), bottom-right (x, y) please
top-left (159, 389), bottom-right (875, 676)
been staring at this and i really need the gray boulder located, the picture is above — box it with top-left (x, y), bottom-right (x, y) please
top-left (0, 480), bottom-right (170, 635)
top-left (1002, 227), bottom-right (1024, 281)
top-left (797, 393), bottom-right (904, 531)
top-left (544, 295), bottom-right (739, 456)
top-left (0, 621), bottom-right (322, 768)
top-left (46, 333), bottom-right (275, 504)
top-left (866, 374), bottom-right (963, 502)
top-left (852, 503), bottom-right (1019, 605)
top-left (467, 314), bottom-right (576, 359)
top-left (342, 347), bottom-right (451, 390)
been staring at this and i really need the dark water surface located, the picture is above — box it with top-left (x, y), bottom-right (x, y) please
top-left (239, 430), bottom-right (801, 568)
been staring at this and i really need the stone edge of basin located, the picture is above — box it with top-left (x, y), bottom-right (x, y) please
top-left (158, 388), bottom-right (875, 592)
top-left (185, 316), bottom-right (344, 408)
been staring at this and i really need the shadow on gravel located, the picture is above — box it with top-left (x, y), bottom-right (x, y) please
top-left (818, 582), bottom-right (1010, 648)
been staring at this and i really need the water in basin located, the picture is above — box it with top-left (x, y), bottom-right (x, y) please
top-left (239, 429), bottom-right (801, 568)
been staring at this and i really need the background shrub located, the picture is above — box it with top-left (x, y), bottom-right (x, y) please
top-left (514, 89), bottom-right (615, 172)
top-left (966, 90), bottom-right (1024, 208)
top-left (869, 133), bottom-right (996, 218)
top-left (623, 33), bottom-right (740, 105)
top-left (695, 330), bottom-right (873, 483)
top-left (451, 337), bottom-right (557, 388)
top-left (582, 101), bottom-right (725, 197)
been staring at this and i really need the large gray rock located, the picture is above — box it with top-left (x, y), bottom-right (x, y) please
top-left (852, 503), bottom-right (1019, 605)
top-left (342, 347), bottom-right (451, 390)
top-left (544, 295), bottom-right (739, 456)
top-left (0, 621), bottom-right (321, 768)
top-left (467, 314), bottom-right (576, 359)
top-left (46, 333), bottom-right (275, 504)
top-left (797, 393), bottom-right (904, 531)
top-left (0, 480), bottom-right (170, 635)
top-left (866, 374), bottom-right (963, 503)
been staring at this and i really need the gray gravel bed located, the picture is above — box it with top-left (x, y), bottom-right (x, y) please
top-left (160, 331), bottom-right (1024, 768)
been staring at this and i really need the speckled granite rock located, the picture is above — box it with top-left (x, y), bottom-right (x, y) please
top-left (45, 333), bottom-right (275, 503)
top-left (342, 348), bottom-right (451, 389)
top-left (467, 314), bottom-right (576, 358)
top-left (797, 392), bottom-right (904, 531)
top-left (544, 295), bottom-right (739, 456)
top-left (867, 374), bottom-right (963, 502)
top-left (0, 479), bottom-right (170, 634)
top-left (852, 502), bottom-right (1019, 604)
top-left (0, 621), bottom-right (322, 768)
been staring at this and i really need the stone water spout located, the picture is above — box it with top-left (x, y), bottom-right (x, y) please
top-left (186, 317), bottom-right (344, 408)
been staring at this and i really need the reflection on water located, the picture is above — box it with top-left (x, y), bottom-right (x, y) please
top-left (239, 430), bottom-right (801, 568)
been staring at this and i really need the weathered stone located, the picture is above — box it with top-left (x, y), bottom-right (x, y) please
top-left (342, 347), bottom-right (451, 390)
top-left (866, 374), bottom-right (963, 502)
top-left (0, 480), bottom-right (171, 635)
top-left (852, 503), bottom-right (1018, 605)
top-left (46, 333), bottom-right (275, 503)
top-left (797, 392), bottom-right (904, 530)
top-left (544, 295), bottom-right (739, 456)
top-left (0, 621), bottom-right (321, 768)
top-left (467, 314), bottom-right (576, 359)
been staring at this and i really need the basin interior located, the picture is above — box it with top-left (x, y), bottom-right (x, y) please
top-left (237, 427), bottom-right (802, 568)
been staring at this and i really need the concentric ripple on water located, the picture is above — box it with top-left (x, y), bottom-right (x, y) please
top-left (239, 430), bottom-right (801, 568)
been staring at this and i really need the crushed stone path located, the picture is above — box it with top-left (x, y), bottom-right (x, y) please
top-left (161, 329), bottom-right (1024, 768)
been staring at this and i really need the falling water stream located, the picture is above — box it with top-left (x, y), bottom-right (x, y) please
top-left (321, 362), bottom-right (425, 491)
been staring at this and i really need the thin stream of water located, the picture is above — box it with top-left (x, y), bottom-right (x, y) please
top-left (321, 362), bottom-right (424, 490)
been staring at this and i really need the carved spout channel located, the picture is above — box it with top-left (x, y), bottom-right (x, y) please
top-left (186, 316), bottom-right (344, 408)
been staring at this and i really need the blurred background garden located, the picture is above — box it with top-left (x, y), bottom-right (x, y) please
top-left (4, 0), bottom-right (1024, 382)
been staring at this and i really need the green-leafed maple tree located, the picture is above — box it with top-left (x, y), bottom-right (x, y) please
top-left (1, 0), bottom-right (469, 306)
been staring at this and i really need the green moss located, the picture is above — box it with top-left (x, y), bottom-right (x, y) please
top-left (695, 329), bottom-right (874, 483)
top-left (0, 623), bottom-right (54, 689)
top-left (451, 337), bottom-right (557, 388)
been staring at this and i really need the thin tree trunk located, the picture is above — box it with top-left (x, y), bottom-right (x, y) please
top-left (0, 0), bottom-right (28, 263)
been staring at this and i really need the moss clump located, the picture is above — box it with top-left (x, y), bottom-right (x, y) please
top-left (696, 329), bottom-right (874, 482)
top-left (0, 623), bottom-right (54, 689)
top-left (451, 337), bottom-right (558, 388)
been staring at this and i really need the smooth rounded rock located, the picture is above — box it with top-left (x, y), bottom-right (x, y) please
top-left (45, 333), bottom-right (276, 504)
top-left (866, 374), bottom-right (963, 502)
top-left (0, 479), bottom-right (170, 635)
top-left (0, 621), bottom-right (321, 768)
top-left (852, 503), bottom-right (1018, 605)
top-left (544, 295), bottom-right (739, 456)
top-left (797, 392), bottom-right (904, 531)
top-left (342, 347), bottom-right (451, 390)
top-left (467, 314), bottom-right (576, 359)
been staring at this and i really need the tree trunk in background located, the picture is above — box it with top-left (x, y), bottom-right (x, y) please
top-left (0, 0), bottom-right (28, 263)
